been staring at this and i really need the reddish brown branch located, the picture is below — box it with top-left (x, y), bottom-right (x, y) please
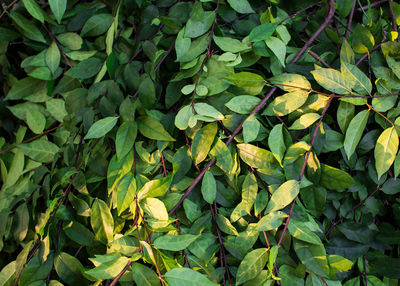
top-left (0, 0), bottom-right (18, 19)
top-left (388, 0), bottom-right (399, 35)
top-left (356, 0), bottom-right (385, 11)
top-left (290, 0), bottom-right (336, 64)
top-left (278, 1), bottom-right (322, 25)
top-left (308, 50), bottom-right (331, 68)
top-left (345, 0), bottom-right (357, 38)
top-left (0, 125), bottom-right (63, 156)
top-left (277, 96), bottom-right (333, 247)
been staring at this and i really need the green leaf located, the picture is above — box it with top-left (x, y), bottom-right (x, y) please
top-left (165, 268), bottom-right (216, 286)
top-left (289, 113), bottom-right (320, 130)
top-left (65, 57), bottom-right (104, 79)
top-left (227, 0), bottom-right (254, 14)
top-left (268, 73), bottom-right (311, 92)
top-left (57, 33), bottom-right (83, 51)
top-left (375, 127), bottom-right (399, 179)
top-left (228, 72), bottom-right (265, 95)
top-left (201, 170), bottom-right (217, 204)
top-left (265, 180), bottom-right (299, 213)
top-left (26, 109), bottom-right (46, 134)
top-left (137, 176), bottom-right (172, 200)
top-left (86, 255), bottom-right (130, 280)
top-left (311, 68), bottom-right (352, 94)
top-left (141, 197), bottom-right (169, 220)
top-left (387, 56), bottom-right (400, 80)
top-left (268, 124), bottom-right (286, 164)
top-left (194, 103), bottom-right (224, 120)
top-left (341, 62), bottom-right (372, 95)
top-left (63, 221), bottom-right (95, 247)
top-left (243, 114), bottom-right (260, 143)
top-left (153, 234), bottom-right (200, 251)
top-left (288, 219), bottom-right (322, 245)
top-left (343, 109), bottom-right (369, 159)
top-left (49, 0), bottom-right (67, 24)
top-left (22, 0), bottom-right (45, 23)
top-left (236, 248), bottom-right (269, 285)
top-left (84, 116), bottom-right (119, 140)
top-left (237, 144), bottom-right (279, 170)
top-left (54, 252), bottom-right (85, 285)
top-left (352, 24), bottom-right (374, 54)
top-left (320, 164), bottom-right (355, 190)
top-left (264, 90), bottom-right (309, 116)
top-left (138, 76), bottom-right (156, 109)
top-left (91, 199), bottom-right (114, 244)
top-left (216, 214), bottom-right (239, 236)
top-left (213, 36), bottom-right (250, 53)
top-left (116, 122), bottom-right (137, 160)
top-left (116, 174), bottom-right (136, 215)
top-left (209, 138), bottom-right (233, 173)
top-left (18, 139), bottom-right (59, 163)
top-left (340, 39), bottom-right (355, 64)
top-left (249, 23), bottom-right (277, 42)
top-left (176, 29), bottom-right (191, 61)
top-left (253, 211), bottom-right (287, 231)
top-left (265, 36), bottom-right (286, 67)
top-left (132, 263), bottom-right (161, 286)
top-left (184, 3), bottom-right (215, 38)
top-left (225, 95), bottom-right (261, 114)
top-left (46, 41), bottom-right (61, 75)
top-left (46, 98), bottom-right (68, 122)
top-left (192, 122), bottom-right (217, 165)
top-left (10, 12), bottom-right (46, 43)
top-left (137, 116), bottom-right (175, 141)
top-left (175, 105), bottom-right (194, 130)
top-left (81, 14), bottom-right (113, 37)
top-left (240, 173), bottom-right (258, 214)
top-left (337, 101), bottom-right (354, 133)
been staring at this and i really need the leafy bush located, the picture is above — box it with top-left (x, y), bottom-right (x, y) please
top-left (1, 0), bottom-right (400, 285)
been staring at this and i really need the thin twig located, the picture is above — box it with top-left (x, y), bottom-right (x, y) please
top-left (290, 0), bottom-right (336, 63)
top-left (355, 42), bottom-right (384, 66)
top-left (277, 96), bottom-right (333, 247)
top-left (308, 50), bottom-right (331, 68)
top-left (0, 0), bottom-right (18, 19)
top-left (345, 0), bottom-right (357, 38)
top-left (278, 1), bottom-right (322, 25)
top-left (13, 240), bottom-right (42, 286)
top-left (0, 125), bottom-right (63, 156)
top-left (363, 256), bottom-right (368, 286)
top-left (154, 40), bottom-right (175, 72)
top-left (356, 0), bottom-right (385, 11)
top-left (388, 0), bottom-right (398, 35)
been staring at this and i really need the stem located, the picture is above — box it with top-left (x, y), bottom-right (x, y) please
top-left (356, 0), bottom-right (385, 11)
top-left (277, 96), bottom-right (333, 247)
top-left (345, 0), bottom-right (357, 38)
top-left (388, 0), bottom-right (398, 34)
top-left (290, 0), bottom-right (336, 64)
top-left (278, 2), bottom-right (322, 25)
top-left (367, 103), bottom-right (400, 132)
top-left (0, 0), bottom-right (18, 19)
top-left (308, 50), bottom-right (331, 68)
top-left (0, 125), bottom-right (63, 156)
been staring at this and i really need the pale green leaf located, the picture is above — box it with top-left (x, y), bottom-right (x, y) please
top-left (265, 180), bottom-right (299, 213)
top-left (91, 199), bottom-right (114, 244)
top-left (311, 68), bottom-right (353, 94)
top-left (153, 234), bottom-right (200, 251)
top-left (375, 127), bottom-right (399, 179)
top-left (116, 174), bottom-right (136, 215)
top-left (49, 0), bottom-right (67, 24)
top-left (236, 248), bottom-right (269, 285)
top-left (201, 170), bottom-right (217, 204)
top-left (137, 116), bottom-right (175, 141)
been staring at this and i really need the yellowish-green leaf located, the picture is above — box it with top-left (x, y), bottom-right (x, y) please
top-left (375, 127), bottom-right (399, 179)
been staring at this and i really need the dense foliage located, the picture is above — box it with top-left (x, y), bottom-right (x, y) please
top-left (1, 0), bottom-right (400, 285)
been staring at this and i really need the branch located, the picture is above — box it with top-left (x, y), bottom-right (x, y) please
top-left (0, 0), bottom-right (18, 19)
top-left (308, 50), bottom-right (331, 68)
top-left (388, 0), bottom-right (399, 34)
top-left (356, 0), bottom-right (385, 11)
top-left (0, 125), bottom-right (63, 156)
top-left (277, 96), bottom-right (333, 247)
top-left (290, 0), bottom-right (336, 64)
top-left (345, 0), bottom-right (357, 38)
top-left (278, 1), bottom-right (322, 25)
